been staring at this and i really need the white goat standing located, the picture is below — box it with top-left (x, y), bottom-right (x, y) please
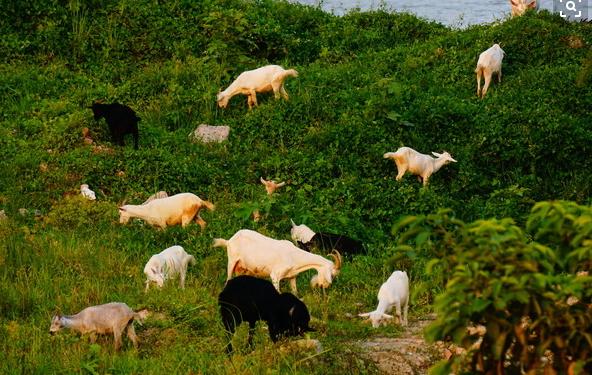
top-left (510, 0), bottom-right (538, 17)
top-left (359, 271), bottom-right (409, 328)
top-left (383, 147), bottom-right (457, 186)
top-left (49, 302), bottom-right (148, 350)
top-left (118, 192), bottom-right (214, 230)
top-left (144, 245), bottom-right (196, 291)
top-left (260, 177), bottom-right (286, 196)
top-left (213, 229), bottom-right (342, 294)
top-left (475, 43), bottom-right (505, 98)
top-left (80, 184), bottom-right (96, 200)
top-left (217, 65), bottom-right (299, 109)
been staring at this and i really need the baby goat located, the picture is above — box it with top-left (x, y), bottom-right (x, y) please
top-left (475, 43), bottom-right (505, 98)
top-left (384, 147), bottom-right (456, 186)
top-left (90, 102), bottom-right (140, 149)
top-left (260, 177), bottom-right (286, 196)
top-left (144, 245), bottom-right (196, 291)
top-left (80, 184), bottom-right (96, 200)
top-left (217, 65), bottom-right (298, 109)
top-left (359, 271), bottom-right (409, 328)
top-left (49, 302), bottom-right (148, 350)
top-left (290, 220), bottom-right (365, 256)
top-left (218, 275), bottom-right (313, 353)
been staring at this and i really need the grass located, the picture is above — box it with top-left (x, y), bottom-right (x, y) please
top-left (1, 0), bottom-right (591, 373)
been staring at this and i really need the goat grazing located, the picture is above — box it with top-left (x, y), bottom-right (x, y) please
top-left (218, 275), bottom-right (313, 353)
top-left (359, 271), bottom-right (409, 328)
top-left (90, 102), bottom-right (140, 149)
top-left (119, 192), bottom-right (214, 230)
top-left (49, 302), bottom-right (148, 350)
top-left (290, 220), bottom-right (365, 256)
top-left (475, 43), bottom-right (505, 98)
top-left (260, 177), bottom-right (286, 196)
top-left (217, 65), bottom-right (298, 109)
top-left (510, 0), bottom-right (537, 17)
top-left (384, 147), bottom-right (456, 186)
top-left (213, 229), bottom-right (342, 294)
top-left (144, 245), bottom-right (196, 291)
top-left (80, 184), bottom-right (96, 200)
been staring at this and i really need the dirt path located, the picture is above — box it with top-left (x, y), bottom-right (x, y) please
top-left (358, 317), bottom-right (442, 374)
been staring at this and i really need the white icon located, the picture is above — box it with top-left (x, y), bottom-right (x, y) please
top-left (559, 0), bottom-right (583, 18)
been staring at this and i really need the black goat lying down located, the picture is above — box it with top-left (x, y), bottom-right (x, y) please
top-left (290, 220), bottom-right (365, 256)
top-left (218, 275), bottom-right (313, 353)
top-left (90, 102), bottom-right (140, 149)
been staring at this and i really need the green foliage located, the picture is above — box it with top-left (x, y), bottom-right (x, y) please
top-left (44, 195), bottom-right (117, 230)
top-left (394, 201), bottom-right (592, 374)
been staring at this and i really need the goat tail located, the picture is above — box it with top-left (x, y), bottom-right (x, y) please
top-left (285, 69), bottom-right (299, 78)
top-left (475, 65), bottom-right (484, 75)
top-left (212, 238), bottom-right (228, 248)
top-left (276, 69), bottom-right (298, 81)
top-left (201, 200), bottom-right (215, 212)
top-left (134, 309), bottom-right (150, 324)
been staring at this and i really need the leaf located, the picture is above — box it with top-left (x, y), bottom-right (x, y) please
top-left (428, 360), bottom-right (453, 375)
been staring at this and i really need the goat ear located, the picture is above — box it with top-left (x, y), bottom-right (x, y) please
top-left (358, 312), bottom-right (371, 318)
top-left (510, 0), bottom-right (519, 6)
top-left (528, 0), bottom-right (537, 8)
top-left (432, 151), bottom-right (442, 158)
top-left (382, 313), bottom-right (394, 319)
top-left (289, 306), bottom-right (295, 317)
top-left (118, 207), bottom-right (126, 211)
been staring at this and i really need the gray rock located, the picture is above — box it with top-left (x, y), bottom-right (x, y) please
top-left (189, 124), bottom-right (230, 143)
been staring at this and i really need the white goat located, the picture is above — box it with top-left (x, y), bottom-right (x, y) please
top-left (383, 147), bottom-right (456, 186)
top-left (213, 229), bottom-right (342, 294)
top-left (359, 271), bottom-right (409, 328)
top-left (217, 65), bottom-right (299, 109)
top-left (475, 43), bottom-right (505, 98)
top-left (49, 302), bottom-right (148, 350)
top-left (260, 177), bottom-right (286, 196)
top-left (144, 245), bottom-right (196, 291)
top-left (510, 0), bottom-right (537, 17)
top-left (119, 192), bottom-right (214, 230)
top-left (80, 184), bottom-right (96, 200)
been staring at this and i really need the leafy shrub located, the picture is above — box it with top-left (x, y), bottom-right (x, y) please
top-left (44, 195), bottom-right (116, 230)
top-left (393, 201), bottom-right (592, 374)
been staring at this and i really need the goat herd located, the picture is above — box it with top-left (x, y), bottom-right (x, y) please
top-left (49, 0), bottom-right (537, 356)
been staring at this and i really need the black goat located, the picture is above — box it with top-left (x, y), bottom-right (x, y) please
top-left (218, 275), bottom-right (313, 353)
top-left (90, 102), bottom-right (140, 149)
top-left (291, 220), bottom-right (365, 256)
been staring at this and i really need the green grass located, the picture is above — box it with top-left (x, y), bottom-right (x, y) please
top-left (1, 0), bottom-right (591, 373)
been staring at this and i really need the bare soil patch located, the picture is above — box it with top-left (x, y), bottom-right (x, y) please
top-left (358, 317), bottom-right (442, 374)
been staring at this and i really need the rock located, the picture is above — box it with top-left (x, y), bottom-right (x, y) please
top-left (18, 208), bottom-right (27, 216)
top-left (0, 210), bottom-right (7, 220)
top-left (142, 191), bottom-right (168, 205)
top-left (189, 124), bottom-right (230, 143)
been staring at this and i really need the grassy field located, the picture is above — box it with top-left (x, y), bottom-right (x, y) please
top-left (1, 0), bottom-right (591, 373)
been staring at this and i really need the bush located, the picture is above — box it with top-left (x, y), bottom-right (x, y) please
top-left (393, 201), bottom-right (592, 374)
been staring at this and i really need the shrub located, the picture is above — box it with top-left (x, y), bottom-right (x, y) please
top-left (393, 201), bottom-right (592, 374)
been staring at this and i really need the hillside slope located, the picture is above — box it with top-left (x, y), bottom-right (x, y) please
top-left (0, 1), bottom-right (591, 373)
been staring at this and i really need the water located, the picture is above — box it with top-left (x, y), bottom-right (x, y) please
top-left (292, 0), bottom-right (591, 27)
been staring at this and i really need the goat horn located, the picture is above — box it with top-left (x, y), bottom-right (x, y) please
top-left (329, 250), bottom-right (342, 270)
top-left (290, 219), bottom-right (296, 227)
